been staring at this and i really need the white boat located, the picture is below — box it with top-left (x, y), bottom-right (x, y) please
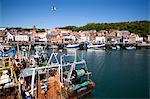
top-left (87, 43), bottom-right (105, 49)
top-left (112, 46), bottom-right (117, 50)
top-left (126, 46), bottom-right (136, 50)
top-left (66, 44), bottom-right (79, 48)
top-left (116, 45), bottom-right (121, 49)
top-left (112, 45), bottom-right (120, 50)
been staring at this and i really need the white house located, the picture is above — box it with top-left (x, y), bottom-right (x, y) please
top-left (15, 35), bottom-right (29, 42)
top-left (64, 35), bottom-right (76, 40)
top-left (95, 36), bottom-right (106, 43)
top-left (38, 37), bottom-right (47, 42)
top-left (63, 35), bottom-right (76, 42)
top-left (33, 32), bottom-right (47, 42)
top-left (123, 38), bottom-right (130, 43)
top-left (136, 35), bottom-right (143, 42)
top-left (80, 36), bottom-right (90, 42)
top-left (6, 32), bottom-right (14, 43)
top-left (79, 31), bottom-right (91, 42)
top-left (61, 30), bottom-right (72, 34)
top-left (117, 30), bottom-right (130, 37)
top-left (0, 28), bottom-right (6, 31)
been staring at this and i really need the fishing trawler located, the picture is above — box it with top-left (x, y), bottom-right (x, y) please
top-left (18, 49), bottom-right (95, 98)
top-left (62, 50), bottom-right (95, 98)
top-left (18, 50), bottom-right (61, 98)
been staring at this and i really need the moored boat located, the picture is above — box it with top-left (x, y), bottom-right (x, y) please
top-left (66, 44), bottom-right (80, 48)
top-left (126, 46), bottom-right (136, 50)
top-left (87, 43), bottom-right (105, 49)
top-left (111, 45), bottom-right (120, 50)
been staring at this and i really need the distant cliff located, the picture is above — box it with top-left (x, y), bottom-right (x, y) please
top-left (59, 20), bottom-right (150, 37)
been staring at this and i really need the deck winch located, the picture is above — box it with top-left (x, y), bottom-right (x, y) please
top-left (73, 69), bottom-right (86, 78)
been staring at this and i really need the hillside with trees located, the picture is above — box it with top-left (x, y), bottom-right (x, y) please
top-left (59, 20), bottom-right (150, 37)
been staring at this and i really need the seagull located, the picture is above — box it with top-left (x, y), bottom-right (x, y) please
top-left (51, 5), bottom-right (57, 11)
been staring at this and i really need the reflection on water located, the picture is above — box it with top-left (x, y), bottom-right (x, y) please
top-left (74, 49), bottom-right (149, 98)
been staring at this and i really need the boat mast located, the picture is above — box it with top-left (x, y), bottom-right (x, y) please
top-left (60, 54), bottom-right (63, 83)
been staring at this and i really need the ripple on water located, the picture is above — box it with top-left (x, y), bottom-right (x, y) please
top-left (75, 49), bottom-right (149, 98)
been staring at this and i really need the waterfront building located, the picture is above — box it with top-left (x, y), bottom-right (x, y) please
top-left (108, 30), bottom-right (118, 37)
top-left (59, 29), bottom-right (72, 34)
top-left (80, 33), bottom-right (90, 42)
top-left (51, 29), bottom-right (72, 36)
top-left (125, 33), bottom-right (143, 43)
top-left (95, 36), bottom-right (106, 43)
top-left (0, 31), bottom-right (6, 43)
top-left (47, 34), bottom-right (63, 43)
top-left (0, 28), bottom-right (6, 31)
top-left (135, 34), bottom-right (143, 42)
top-left (63, 35), bottom-right (76, 43)
top-left (47, 29), bottom-right (54, 34)
top-left (33, 32), bottom-right (47, 42)
top-left (29, 34), bottom-right (35, 43)
top-left (123, 37), bottom-right (130, 44)
top-left (98, 30), bottom-right (108, 36)
top-left (110, 37), bottom-right (121, 44)
top-left (71, 32), bottom-right (80, 42)
top-left (79, 30), bottom-right (97, 43)
top-left (6, 32), bottom-right (14, 43)
top-left (14, 35), bottom-right (29, 42)
top-left (117, 30), bottom-right (130, 37)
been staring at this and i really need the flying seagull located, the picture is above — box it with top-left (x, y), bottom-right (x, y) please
top-left (51, 5), bottom-right (57, 11)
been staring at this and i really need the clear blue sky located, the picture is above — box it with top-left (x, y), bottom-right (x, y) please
top-left (0, 0), bottom-right (149, 28)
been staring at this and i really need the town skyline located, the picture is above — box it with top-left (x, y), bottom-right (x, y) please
top-left (0, 0), bottom-right (149, 28)
top-left (0, 20), bottom-right (149, 29)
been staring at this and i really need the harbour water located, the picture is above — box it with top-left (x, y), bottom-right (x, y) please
top-left (74, 48), bottom-right (149, 98)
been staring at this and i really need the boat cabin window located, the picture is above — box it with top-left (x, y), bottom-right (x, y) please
top-left (24, 76), bottom-right (32, 86)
